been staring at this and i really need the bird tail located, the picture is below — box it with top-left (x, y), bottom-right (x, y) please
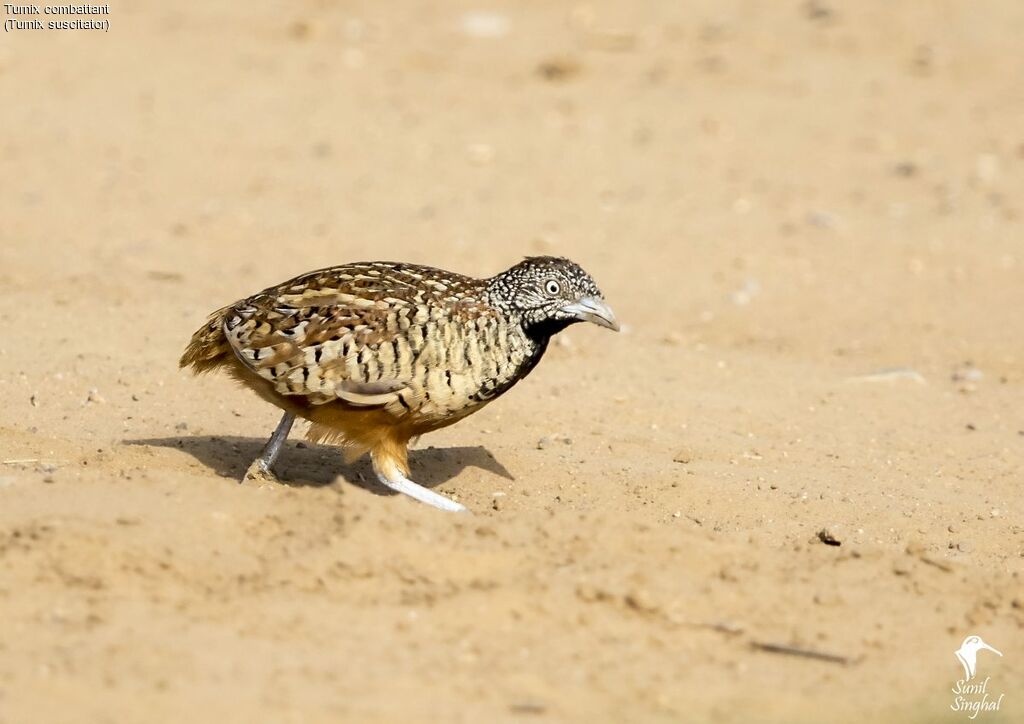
top-left (179, 306), bottom-right (233, 374)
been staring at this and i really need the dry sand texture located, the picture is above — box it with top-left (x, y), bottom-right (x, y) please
top-left (1, 1), bottom-right (1023, 722)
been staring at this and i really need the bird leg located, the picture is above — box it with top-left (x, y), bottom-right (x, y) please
top-left (243, 411), bottom-right (295, 482)
top-left (371, 447), bottom-right (467, 513)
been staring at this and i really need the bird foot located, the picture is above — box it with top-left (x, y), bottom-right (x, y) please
top-left (375, 470), bottom-right (467, 513)
top-left (242, 459), bottom-right (280, 484)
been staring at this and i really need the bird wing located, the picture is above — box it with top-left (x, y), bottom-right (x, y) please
top-left (221, 262), bottom-right (488, 413)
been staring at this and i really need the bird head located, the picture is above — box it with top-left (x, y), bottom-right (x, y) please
top-left (488, 256), bottom-right (619, 336)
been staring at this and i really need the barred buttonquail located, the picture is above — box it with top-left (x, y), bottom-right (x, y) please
top-left (180, 257), bottom-right (618, 512)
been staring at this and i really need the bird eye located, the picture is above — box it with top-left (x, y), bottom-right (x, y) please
top-left (544, 280), bottom-right (560, 296)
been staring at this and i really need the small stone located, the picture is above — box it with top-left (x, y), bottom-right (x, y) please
top-left (803, 0), bottom-right (836, 22)
top-left (905, 541), bottom-right (926, 557)
top-left (951, 365), bottom-right (983, 383)
top-left (672, 448), bottom-right (693, 464)
top-left (817, 527), bottom-right (842, 546)
top-left (175, 422), bottom-right (188, 432)
top-left (624, 588), bottom-right (657, 613)
top-left (85, 389), bottom-right (106, 404)
top-left (288, 20), bottom-right (312, 40)
top-left (30, 393), bottom-right (38, 407)
top-left (892, 161), bottom-right (918, 177)
top-left (813, 591), bottom-right (843, 606)
top-left (509, 702), bottom-right (547, 715)
top-left (957, 541), bottom-right (973, 553)
top-left (849, 368), bottom-right (926, 384)
top-left (536, 57), bottom-right (582, 82)
top-left (575, 583), bottom-right (612, 603)
top-left (537, 434), bottom-right (572, 450)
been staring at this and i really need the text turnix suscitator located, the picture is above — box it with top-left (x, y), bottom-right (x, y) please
top-left (180, 257), bottom-right (618, 512)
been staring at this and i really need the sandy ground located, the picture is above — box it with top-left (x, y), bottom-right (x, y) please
top-left (1, 1), bottom-right (1023, 722)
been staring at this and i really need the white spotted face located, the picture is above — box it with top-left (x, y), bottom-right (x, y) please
top-left (487, 256), bottom-right (619, 335)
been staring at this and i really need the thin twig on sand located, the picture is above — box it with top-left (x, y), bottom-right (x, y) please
top-left (751, 641), bottom-right (854, 665)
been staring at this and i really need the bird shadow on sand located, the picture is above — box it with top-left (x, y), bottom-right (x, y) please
top-left (127, 435), bottom-right (514, 497)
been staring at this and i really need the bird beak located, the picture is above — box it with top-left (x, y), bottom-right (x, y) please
top-left (981, 642), bottom-right (1003, 656)
top-left (561, 296), bottom-right (620, 331)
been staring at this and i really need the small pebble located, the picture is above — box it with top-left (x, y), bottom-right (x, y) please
top-left (536, 57), bottom-right (582, 82)
top-left (624, 588), bottom-right (656, 613)
top-left (892, 161), bottom-right (918, 177)
top-left (509, 702), bottom-right (547, 715)
top-left (951, 365), bottom-right (984, 383)
top-left (849, 368), bottom-right (926, 384)
top-left (817, 527), bottom-right (842, 546)
top-left (537, 434), bottom-right (573, 450)
top-left (672, 448), bottom-right (692, 464)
